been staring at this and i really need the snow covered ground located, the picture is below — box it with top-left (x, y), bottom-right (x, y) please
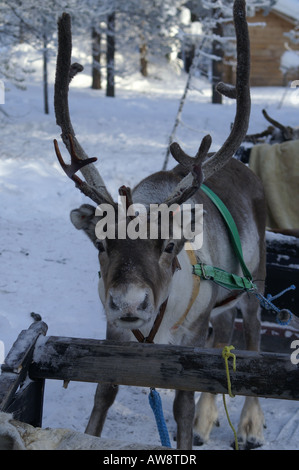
top-left (1, 48), bottom-right (299, 450)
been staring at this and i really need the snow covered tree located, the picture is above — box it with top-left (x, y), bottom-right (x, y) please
top-left (1, 0), bottom-right (81, 113)
top-left (284, 22), bottom-right (299, 46)
top-left (84, 0), bottom-right (184, 85)
top-left (0, 1), bottom-right (34, 95)
top-left (74, 0), bottom-right (113, 91)
top-left (280, 18), bottom-right (299, 82)
top-left (78, 0), bottom-right (186, 95)
top-left (116, 0), bottom-right (185, 78)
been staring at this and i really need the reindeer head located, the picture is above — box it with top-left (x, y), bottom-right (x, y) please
top-left (54, 136), bottom-right (205, 329)
top-left (54, 0), bottom-right (250, 331)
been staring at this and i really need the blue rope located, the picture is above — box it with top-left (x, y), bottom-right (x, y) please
top-left (254, 284), bottom-right (296, 326)
top-left (266, 284), bottom-right (296, 302)
top-left (148, 388), bottom-right (171, 448)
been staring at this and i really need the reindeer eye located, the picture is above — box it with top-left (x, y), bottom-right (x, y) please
top-left (109, 296), bottom-right (119, 310)
top-left (164, 242), bottom-right (175, 254)
top-left (95, 240), bottom-right (105, 253)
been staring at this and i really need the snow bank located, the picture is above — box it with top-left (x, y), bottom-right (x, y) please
top-left (0, 412), bottom-right (165, 450)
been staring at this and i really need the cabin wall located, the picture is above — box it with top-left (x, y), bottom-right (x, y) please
top-left (223, 10), bottom-right (299, 86)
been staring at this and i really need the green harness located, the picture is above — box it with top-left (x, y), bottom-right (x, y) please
top-left (193, 184), bottom-right (256, 292)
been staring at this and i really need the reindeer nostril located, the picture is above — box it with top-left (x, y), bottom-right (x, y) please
top-left (138, 293), bottom-right (149, 311)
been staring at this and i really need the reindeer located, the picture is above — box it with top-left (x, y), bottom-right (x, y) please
top-left (244, 108), bottom-right (299, 145)
top-left (53, 0), bottom-right (266, 450)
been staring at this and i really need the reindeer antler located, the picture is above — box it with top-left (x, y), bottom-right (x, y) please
top-left (164, 135), bottom-right (212, 205)
top-left (167, 0), bottom-right (250, 203)
top-left (54, 135), bottom-right (111, 205)
top-left (262, 109), bottom-right (293, 140)
top-left (54, 12), bottom-right (114, 205)
top-left (54, 1), bottom-right (250, 212)
top-left (54, 134), bottom-right (97, 183)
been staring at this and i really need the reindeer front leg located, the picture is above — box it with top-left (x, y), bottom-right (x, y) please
top-left (85, 324), bottom-right (131, 437)
top-left (173, 390), bottom-right (195, 449)
top-left (237, 295), bottom-right (266, 449)
top-left (193, 308), bottom-right (237, 445)
top-left (85, 383), bottom-right (118, 436)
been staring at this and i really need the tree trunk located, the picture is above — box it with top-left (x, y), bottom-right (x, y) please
top-left (212, 12), bottom-right (223, 104)
top-left (43, 36), bottom-right (49, 114)
top-left (91, 27), bottom-right (102, 90)
top-left (106, 12), bottom-right (115, 97)
top-left (139, 42), bottom-right (148, 77)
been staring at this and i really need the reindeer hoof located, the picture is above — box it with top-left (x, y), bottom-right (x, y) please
top-left (231, 437), bottom-right (264, 450)
top-left (173, 432), bottom-right (209, 447)
top-left (193, 433), bottom-right (204, 446)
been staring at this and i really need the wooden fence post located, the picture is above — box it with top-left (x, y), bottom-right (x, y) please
top-left (0, 321), bottom-right (48, 427)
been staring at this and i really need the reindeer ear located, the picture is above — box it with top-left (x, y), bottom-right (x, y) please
top-left (70, 204), bottom-right (96, 229)
top-left (159, 238), bottom-right (185, 271)
top-left (70, 204), bottom-right (98, 244)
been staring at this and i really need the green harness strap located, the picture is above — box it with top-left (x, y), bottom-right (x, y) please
top-left (193, 184), bottom-right (256, 292)
top-left (192, 263), bottom-right (254, 291)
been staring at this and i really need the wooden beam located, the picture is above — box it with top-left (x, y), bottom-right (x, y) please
top-left (30, 336), bottom-right (299, 400)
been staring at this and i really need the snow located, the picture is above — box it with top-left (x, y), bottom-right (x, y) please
top-left (273, 0), bottom-right (299, 22)
top-left (1, 46), bottom-right (299, 451)
top-left (280, 50), bottom-right (299, 73)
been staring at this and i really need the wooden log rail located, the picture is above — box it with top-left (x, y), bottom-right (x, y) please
top-left (29, 334), bottom-right (299, 400)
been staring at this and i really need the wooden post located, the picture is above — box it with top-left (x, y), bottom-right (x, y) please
top-left (29, 336), bottom-right (299, 401)
top-left (0, 321), bottom-right (48, 427)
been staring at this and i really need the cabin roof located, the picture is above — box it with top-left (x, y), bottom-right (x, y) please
top-left (272, 0), bottom-right (299, 23)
